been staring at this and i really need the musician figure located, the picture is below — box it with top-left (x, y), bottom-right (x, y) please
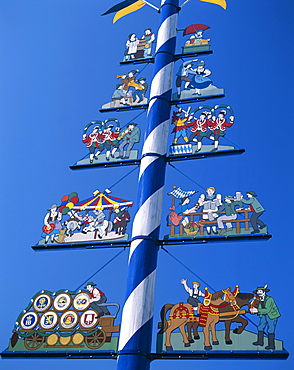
top-left (118, 123), bottom-right (140, 159)
top-left (133, 78), bottom-right (148, 103)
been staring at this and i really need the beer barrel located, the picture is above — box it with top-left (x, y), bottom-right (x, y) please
top-left (72, 333), bottom-right (84, 345)
top-left (47, 333), bottom-right (58, 346)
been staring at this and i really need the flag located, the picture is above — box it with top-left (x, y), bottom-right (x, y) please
top-left (169, 187), bottom-right (197, 199)
top-left (102, 0), bottom-right (146, 23)
top-left (200, 0), bottom-right (227, 10)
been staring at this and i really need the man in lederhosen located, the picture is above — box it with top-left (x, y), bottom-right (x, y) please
top-left (181, 279), bottom-right (205, 316)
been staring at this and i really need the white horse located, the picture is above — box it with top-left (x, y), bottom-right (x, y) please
top-left (64, 212), bottom-right (83, 236)
top-left (82, 210), bottom-right (113, 239)
top-left (93, 219), bottom-right (113, 239)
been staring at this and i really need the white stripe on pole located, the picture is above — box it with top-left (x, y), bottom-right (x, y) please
top-left (128, 238), bottom-right (142, 262)
top-left (149, 62), bottom-right (174, 98)
top-left (155, 13), bottom-right (178, 52)
top-left (142, 119), bottom-right (170, 156)
top-left (117, 2), bottom-right (179, 368)
top-left (132, 186), bottom-right (165, 237)
top-left (139, 156), bottom-right (157, 180)
top-left (118, 269), bottom-right (156, 351)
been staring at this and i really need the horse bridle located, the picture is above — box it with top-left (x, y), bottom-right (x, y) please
top-left (210, 290), bottom-right (240, 311)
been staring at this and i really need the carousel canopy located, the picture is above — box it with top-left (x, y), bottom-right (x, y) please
top-left (73, 190), bottom-right (133, 211)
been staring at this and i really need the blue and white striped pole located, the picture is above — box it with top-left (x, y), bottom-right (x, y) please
top-left (117, 1), bottom-right (179, 369)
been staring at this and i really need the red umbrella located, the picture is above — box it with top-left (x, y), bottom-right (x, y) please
top-left (183, 24), bottom-right (210, 36)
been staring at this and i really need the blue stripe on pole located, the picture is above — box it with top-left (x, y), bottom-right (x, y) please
top-left (117, 2), bottom-right (179, 369)
top-left (125, 243), bottom-right (158, 298)
top-left (147, 102), bottom-right (171, 125)
top-left (155, 36), bottom-right (177, 57)
top-left (148, 90), bottom-right (172, 108)
top-left (145, 98), bottom-right (171, 135)
top-left (137, 159), bottom-right (166, 202)
top-left (156, 39), bottom-right (177, 55)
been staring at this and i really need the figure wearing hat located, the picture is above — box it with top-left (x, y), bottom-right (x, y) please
top-left (82, 124), bottom-right (105, 163)
top-left (113, 206), bottom-right (131, 235)
top-left (189, 111), bottom-right (213, 152)
top-left (133, 77), bottom-right (148, 103)
top-left (209, 109), bottom-right (234, 151)
top-left (216, 195), bottom-right (243, 235)
top-left (175, 59), bottom-right (199, 98)
top-left (118, 123), bottom-right (140, 159)
top-left (85, 282), bottom-right (110, 318)
top-left (240, 191), bottom-right (266, 234)
top-left (98, 123), bottom-right (120, 161)
top-left (141, 28), bottom-right (155, 58)
top-left (125, 69), bottom-right (140, 93)
top-left (116, 69), bottom-right (139, 104)
top-left (42, 204), bottom-right (63, 244)
top-left (190, 60), bottom-right (212, 95)
top-left (181, 279), bottom-right (204, 316)
top-left (250, 285), bottom-right (280, 350)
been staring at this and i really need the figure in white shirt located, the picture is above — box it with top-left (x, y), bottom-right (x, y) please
top-left (181, 279), bottom-right (205, 316)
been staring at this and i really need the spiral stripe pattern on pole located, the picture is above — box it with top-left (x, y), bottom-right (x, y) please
top-left (117, 1), bottom-right (179, 369)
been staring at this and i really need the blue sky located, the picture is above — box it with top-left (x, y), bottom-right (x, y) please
top-left (0, 0), bottom-right (294, 369)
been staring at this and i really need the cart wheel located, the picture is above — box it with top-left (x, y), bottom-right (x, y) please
top-left (24, 332), bottom-right (44, 350)
top-left (85, 329), bottom-right (106, 349)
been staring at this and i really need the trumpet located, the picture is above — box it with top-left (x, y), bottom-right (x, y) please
top-left (118, 130), bottom-right (129, 140)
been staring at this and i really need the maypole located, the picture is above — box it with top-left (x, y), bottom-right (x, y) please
top-left (117, 1), bottom-right (179, 369)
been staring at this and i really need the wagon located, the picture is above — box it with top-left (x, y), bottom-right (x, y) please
top-left (9, 290), bottom-right (120, 351)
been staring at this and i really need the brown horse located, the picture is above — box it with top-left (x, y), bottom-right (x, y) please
top-left (158, 289), bottom-right (229, 351)
top-left (186, 291), bottom-right (257, 347)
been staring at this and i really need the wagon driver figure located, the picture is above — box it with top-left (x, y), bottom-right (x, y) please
top-left (85, 282), bottom-right (110, 318)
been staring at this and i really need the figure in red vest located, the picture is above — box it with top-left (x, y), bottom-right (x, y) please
top-left (209, 109), bottom-right (234, 151)
top-left (189, 111), bottom-right (213, 152)
top-left (85, 282), bottom-right (110, 318)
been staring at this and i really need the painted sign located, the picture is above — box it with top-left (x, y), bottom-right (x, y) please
top-left (76, 119), bottom-right (141, 165)
top-left (169, 104), bottom-right (235, 155)
top-left (7, 285), bottom-right (120, 352)
top-left (101, 69), bottom-right (148, 109)
top-left (173, 58), bottom-right (224, 101)
top-left (181, 24), bottom-right (211, 54)
top-left (38, 189), bottom-right (133, 246)
top-left (123, 29), bottom-right (155, 61)
top-left (157, 283), bottom-right (284, 353)
top-left (166, 186), bottom-right (268, 239)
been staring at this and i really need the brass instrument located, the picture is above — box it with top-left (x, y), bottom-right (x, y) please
top-left (118, 129), bottom-right (130, 140)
